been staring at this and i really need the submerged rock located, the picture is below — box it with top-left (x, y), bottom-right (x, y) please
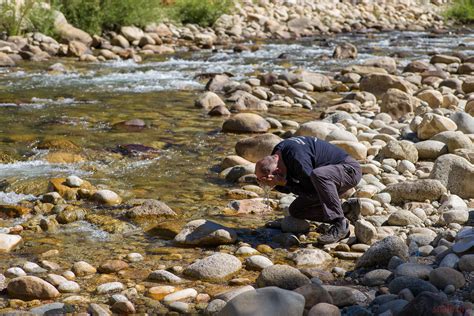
top-left (0, 233), bottom-right (22, 253)
top-left (126, 199), bottom-right (177, 219)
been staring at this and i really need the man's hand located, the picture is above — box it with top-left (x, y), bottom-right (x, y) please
top-left (258, 174), bottom-right (287, 187)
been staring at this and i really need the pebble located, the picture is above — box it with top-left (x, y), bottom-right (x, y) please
top-left (163, 288), bottom-right (198, 303)
top-left (96, 282), bottom-right (124, 294)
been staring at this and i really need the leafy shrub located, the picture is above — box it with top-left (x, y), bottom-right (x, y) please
top-left (0, 0), bottom-right (56, 36)
top-left (172, 0), bottom-right (234, 27)
top-left (445, 0), bottom-right (474, 23)
top-left (51, 0), bottom-right (164, 35)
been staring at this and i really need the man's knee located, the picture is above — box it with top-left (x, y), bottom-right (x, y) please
top-left (288, 203), bottom-right (306, 219)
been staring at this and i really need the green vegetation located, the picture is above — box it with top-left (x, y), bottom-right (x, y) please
top-left (444, 0), bottom-right (474, 23)
top-left (0, 0), bottom-right (234, 37)
top-left (171, 0), bottom-right (234, 27)
top-left (51, 0), bottom-right (164, 35)
top-left (0, 0), bottom-right (56, 36)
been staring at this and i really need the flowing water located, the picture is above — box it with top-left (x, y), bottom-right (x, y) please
top-left (0, 31), bottom-right (474, 298)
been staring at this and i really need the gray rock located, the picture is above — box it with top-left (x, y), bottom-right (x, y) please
top-left (184, 253), bottom-right (242, 282)
top-left (429, 267), bottom-right (465, 289)
top-left (356, 236), bottom-right (409, 268)
top-left (383, 179), bottom-right (447, 204)
top-left (380, 140), bottom-right (418, 163)
top-left (217, 286), bottom-right (305, 316)
top-left (449, 112), bottom-right (474, 134)
top-left (378, 299), bottom-right (409, 315)
top-left (174, 219), bottom-right (237, 247)
top-left (458, 254), bottom-right (474, 272)
top-left (323, 285), bottom-right (368, 307)
top-left (430, 154), bottom-right (474, 199)
top-left (235, 134), bottom-right (282, 163)
top-left (288, 249), bottom-right (332, 267)
top-left (439, 253), bottom-right (459, 268)
top-left (245, 255), bottom-right (273, 271)
top-left (215, 286), bottom-right (254, 302)
top-left (96, 282), bottom-right (124, 294)
top-left (397, 292), bottom-right (450, 316)
top-left (29, 303), bottom-right (65, 315)
top-left (256, 264), bottom-right (310, 290)
top-left (126, 199), bottom-right (176, 219)
top-left (362, 269), bottom-right (392, 286)
top-left (148, 270), bottom-right (182, 284)
top-left (293, 283), bottom-right (333, 309)
top-left (414, 140), bottom-right (448, 160)
top-left (205, 299), bottom-right (226, 315)
top-left (388, 210), bottom-right (423, 226)
top-left (394, 263), bottom-right (433, 280)
top-left (388, 276), bottom-right (438, 296)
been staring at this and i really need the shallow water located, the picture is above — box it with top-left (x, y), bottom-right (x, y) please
top-left (0, 31), bottom-right (474, 281)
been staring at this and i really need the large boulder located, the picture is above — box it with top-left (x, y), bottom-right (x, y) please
top-left (383, 179), bottom-right (447, 203)
top-left (256, 264), bottom-right (310, 290)
top-left (222, 113), bottom-right (270, 133)
top-left (414, 140), bottom-right (448, 160)
top-left (381, 88), bottom-right (419, 119)
top-left (356, 236), bottom-right (408, 268)
top-left (174, 219), bottom-right (237, 246)
top-left (430, 154), bottom-right (474, 199)
top-left (217, 287), bottom-right (305, 316)
top-left (235, 134), bottom-right (282, 163)
top-left (379, 140), bottom-right (418, 163)
top-left (7, 276), bottom-right (60, 300)
top-left (360, 74), bottom-right (413, 98)
top-left (294, 121), bottom-right (339, 139)
top-left (183, 253), bottom-right (242, 282)
top-left (417, 113), bottom-right (457, 140)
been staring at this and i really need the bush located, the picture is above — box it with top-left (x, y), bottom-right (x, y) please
top-left (0, 0), bottom-right (56, 36)
top-left (172, 0), bottom-right (234, 27)
top-left (51, 0), bottom-right (164, 35)
top-left (445, 0), bottom-right (474, 23)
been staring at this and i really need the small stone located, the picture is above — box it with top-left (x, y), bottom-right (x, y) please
top-left (98, 260), bottom-right (129, 273)
top-left (245, 255), bottom-right (274, 271)
top-left (72, 261), bottom-right (96, 276)
top-left (0, 233), bottom-right (22, 253)
top-left (148, 270), bottom-right (182, 284)
top-left (126, 253), bottom-right (143, 262)
top-left (163, 288), bottom-right (197, 303)
top-left (66, 175), bottom-right (83, 188)
top-left (148, 286), bottom-right (176, 300)
top-left (308, 303), bottom-right (341, 316)
top-left (111, 301), bottom-right (135, 314)
top-left (96, 282), bottom-right (124, 294)
top-left (256, 264), bottom-right (310, 290)
top-left (362, 269), bottom-right (392, 286)
top-left (92, 189), bottom-right (122, 206)
top-left (58, 281), bottom-right (80, 293)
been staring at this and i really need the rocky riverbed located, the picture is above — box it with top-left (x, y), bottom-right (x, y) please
top-left (0, 1), bottom-right (474, 315)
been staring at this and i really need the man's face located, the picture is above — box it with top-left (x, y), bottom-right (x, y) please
top-left (256, 167), bottom-right (284, 187)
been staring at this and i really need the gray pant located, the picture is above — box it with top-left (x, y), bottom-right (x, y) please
top-left (289, 156), bottom-right (362, 223)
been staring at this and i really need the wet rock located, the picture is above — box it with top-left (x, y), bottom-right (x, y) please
top-left (148, 285), bottom-right (176, 300)
top-left (429, 267), bottom-right (465, 289)
top-left (0, 52), bottom-right (15, 67)
top-left (126, 199), bottom-right (176, 219)
top-left (174, 219), bottom-right (237, 246)
top-left (0, 205), bottom-right (30, 219)
top-left (383, 179), bottom-right (446, 204)
top-left (224, 164), bottom-right (255, 182)
top-left (245, 255), bottom-right (273, 271)
top-left (195, 91), bottom-right (225, 109)
top-left (417, 113), bottom-right (457, 140)
top-left (98, 260), bottom-right (129, 273)
top-left (362, 269), bottom-right (392, 286)
top-left (45, 274), bottom-right (67, 287)
top-left (294, 283), bottom-right (333, 309)
top-left (148, 270), bottom-right (183, 284)
top-left (235, 133), bottom-right (281, 163)
top-left (209, 105), bottom-right (230, 116)
top-left (163, 288), bottom-right (197, 303)
top-left (388, 276), bottom-right (438, 296)
top-left (184, 253), bottom-right (242, 282)
top-left (380, 140), bottom-right (418, 163)
top-left (333, 43), bottom-right (357, 59)
top-left (7, 276), bottom-right (60, 300)
top-left (111, 301), bottom-right (135, 314)
top-left (72, 261), bottom-right (96, 276)
top-left (323, 285), bottom-right (367, 307)
top-left (430, 154), bottom-right (474, 199)
top-left (281, 216), bottom-right (310, 234)
top-left (227, 199), bottom-right (272, 214)
top-left (96, 282), bottom-right (124, 294)
top-left (256, 264), bottom-right (310, 290)
top-left (308, 303), bottom-right (340, 316)
top-left (0, 233), bottom-right (22, 253)
top-left (92, 190), bottom-right (121, 206)
top-left (58, 281), bottom-right (80, 293)
top-left (222, 113), bottom-right (270, 133)
top-left (88, 303), bottom-right (112, 316)
top-left (217, 286), bottom-right (305, 316)
top-left (205, 299), bottom-right (226, 315)
top-left (414, 140), bottom-right (448, 160)
top-left (356, 236), bottom-right (408, 268)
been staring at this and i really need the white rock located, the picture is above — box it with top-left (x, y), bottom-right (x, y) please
top-left (163, 288), bottom-right (198, 303)
top-left (0, 234), bottom-right (22, 253)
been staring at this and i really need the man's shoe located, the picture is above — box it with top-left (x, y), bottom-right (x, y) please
top-left (342, 198), bottom-right (361, 224)
top-left (317, 218), bottom-right (350, 245)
